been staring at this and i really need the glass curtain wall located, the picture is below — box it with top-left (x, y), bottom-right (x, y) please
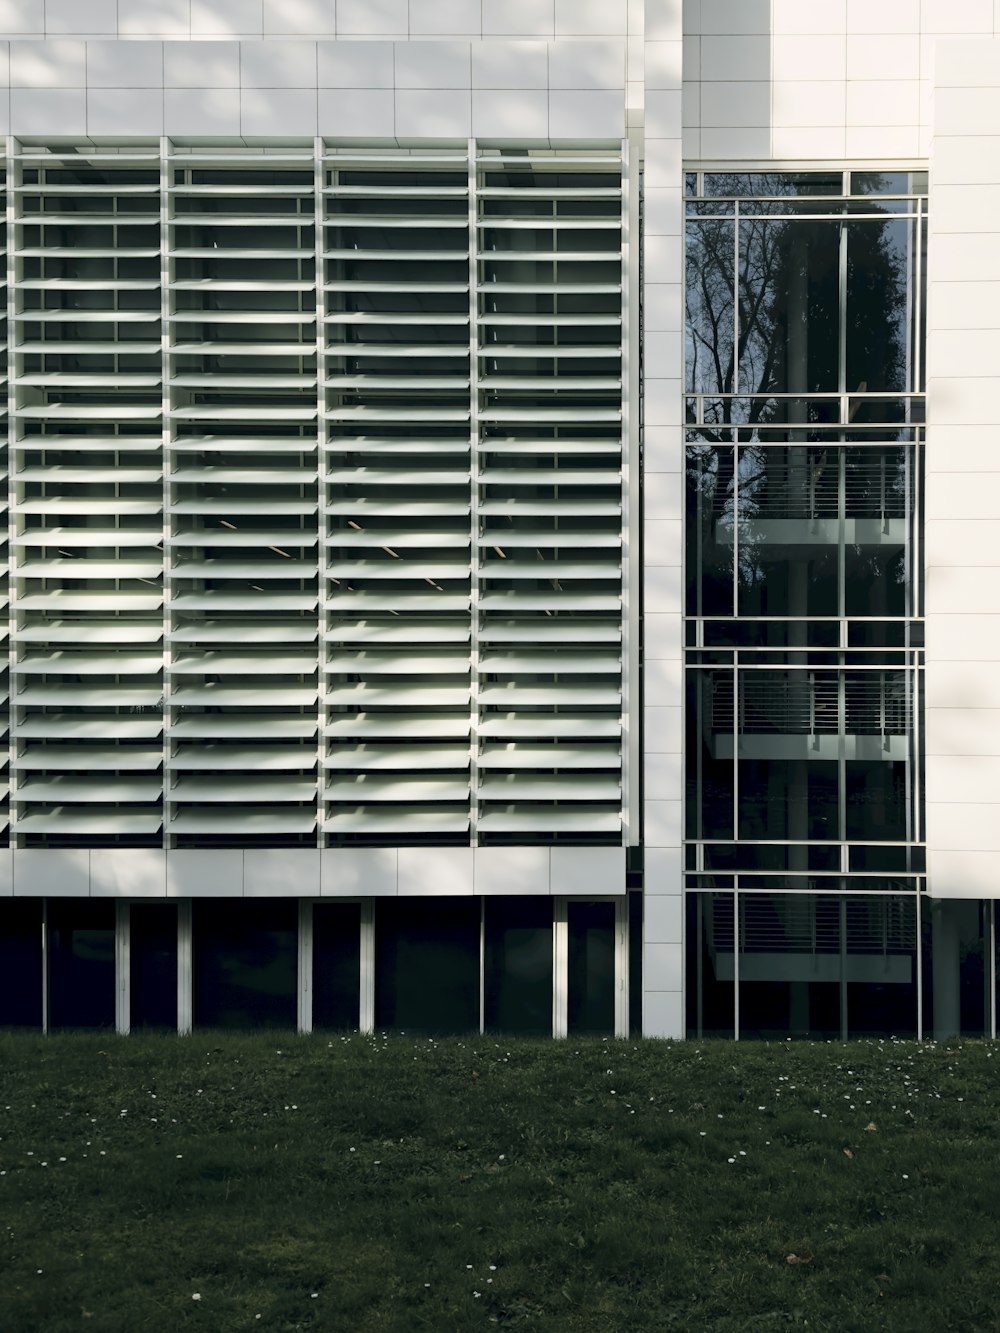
top-left (683, 170), bottom-right (927, 1038)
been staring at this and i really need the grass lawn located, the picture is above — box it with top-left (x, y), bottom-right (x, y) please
top-left (1, 1032), bottom-right (998, 1331)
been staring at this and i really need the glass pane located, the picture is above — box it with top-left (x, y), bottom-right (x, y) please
top-left (567, 900), bottom-right (615, 1035)
top-left (739, 894), bottom-right (842, 1039)
top-left (846, 219), bottom-right (914, 394)
top-left (0, 900), bottom-right (42, 1028)
top-left (704, 172), bottom-right (843, 198)
top-left (686, 441), bottom-right (734, 616)
top-left (375, 899), bottom-right (479, 1035)
top-left (130, 903), bottom-right (177, 1031)
top-left (484, 897), bottom-right (552, 1035)
top-left (193, 900), bottom-right (297, 1030)
top-left (739, 219), bottom-right (841, 395)
top-left (313, 903), bottom-right (361, 1030)
top-left (846, 895), bottom-right (917, 1038)
top-left (686, 668), bottom-right (734, 839)
top-left (48, 900), bottom-right (115, 1030)
top-left (686, 218), bottom-right (735, 395)
top-left (736, 444), bottom-right (840, 617)
top-left (738, 758), bottom-right (839, 841)
top-left (686, 891), bottom-right (735, 1037)
top-left (845, 761), bottom-right (908, 842)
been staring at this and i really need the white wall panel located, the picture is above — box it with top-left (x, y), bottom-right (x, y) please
top-left (928, 38), bottom-right (1000, 892)
top-left (191, 0), bottom-right (264, 36)
top-left (398, 847), bottom-right (474, 896)
top-left (87, 86), bottom-right (163, 134)
top-left (409, 0), bottom-right (482, 37)
top-left (239, 40), bottom-right (317, 86)
top-left (87, 39), bottom-right (163, 86)
top-left (163, 40), bottom-right (240, 86)
top-left (321, 848), bottom-right (397, 897)
top-left (245, 849), bottom-right (320, 896)
top-left (91, 850), bottom-right (167, 898)
top-left (336, 0), bottom-right (408, 37)
top-left (471, 41), bottom-right (548, 88)
top-left (14, 849), bottom-right (89, 897)
top-left (167, 851), bottom-right (244, 897)
top-left (263, 0), bottom-right (336, 37)
top-left (550, 846), bottom-right (625, 895)
top-left (475, 847), bottom-right (549, 895)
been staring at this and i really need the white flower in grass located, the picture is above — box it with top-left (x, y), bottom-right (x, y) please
top-left (192, 1293), bottom-right (201, 1301)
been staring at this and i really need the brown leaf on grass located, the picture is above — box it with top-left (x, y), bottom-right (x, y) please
top-left (786, 1252), bottom-right (813, 1265)
top-left (864, 1122), bottom-right (877, 1132)
top-left (843, 1148), bottom-right (854, 1158)
top-left (471, 1070), bottom-right (480, 1079)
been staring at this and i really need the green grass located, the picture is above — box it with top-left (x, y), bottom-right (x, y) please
top-left (1, 1032), bottom-right (999, 1331)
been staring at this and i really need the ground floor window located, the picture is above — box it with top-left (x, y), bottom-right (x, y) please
top-left (0, 895), bottom-right (627, 1038)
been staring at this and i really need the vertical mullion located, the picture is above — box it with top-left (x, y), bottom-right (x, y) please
top-left (733, 888), bottom-right (740, 1039)
top-left (359, 898), bottom-right (374, 1034)
top-left (41, 896), bottom-right (48, 1035)
top-left (552, 896), bottom-right (568, 1038)
top-left (615, 895), bottom-right (628, 1038)
top-left (116, 900), bottom-right (130, 1036)
top-left (177, 897), bottom-right (192, 1035)
top-left (297, 898), bottom-right (313, 1034)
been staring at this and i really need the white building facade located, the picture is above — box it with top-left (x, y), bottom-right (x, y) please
top-left (0, 0), bottom-right (995, 1040)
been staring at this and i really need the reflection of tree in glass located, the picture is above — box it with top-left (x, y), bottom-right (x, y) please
top-left (685, 173), bottom-right (911, 428)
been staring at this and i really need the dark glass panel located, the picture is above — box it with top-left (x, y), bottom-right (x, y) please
top-left (846, 219), bottom-right (914, 394)
top-left (845, 761), bottom-right (909, 842)
top-left (686, 218), bottom-right (735, 394)
top-left (738, 759), bottom-right (839, 841)
top-left (686, 442), bottom-right (734, 616)
top-left (702, 619), bottom-right (840, 648)
top-left (375, 898), bottom-right (479, 1034)
top-left (949, 900), bottom-right (989, 1037)
top-left (851, 171), bottom-right (927, 196)
top-left (130, 903), bottom-right (177, 1030)
top-left (193, 900), bottom-right (297, 1030)
top-left (0, 900), bottom-right (43, 1028)
top-left (48, 900), bottom-right (115, 1030)
top-left (735, 445), bottom-right (839, 617)
top-left (484, 897), bottom-right (552, 1035)
top-left (738, 219), bottom-right (841, 395)
top-left (568, 900), bottom-right (615, 1035)
top-left (846, 895), bottom-right (917, 1038)
top-left (703, 172), bottom-right (843, 198)
top-left (686, 668), bottom-right (734, 840)
top-left (685, 891), bottom-right (734, 1038)
top-left (313, 902), bottom-right (361, 1029)
top-left (739, 894), bottom-right (842, 1039)
top-left (844, 542), bottom-right (908, 618)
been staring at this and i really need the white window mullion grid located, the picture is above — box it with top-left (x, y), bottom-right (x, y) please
top-left (315, 140), bottom-right (328, 847)
top-left (160, 136), bottom-right (172, 849)
top-left (6, 136), bottom-right (17, 847)
top-left (622, 135), bottom-right (639, 849)
top-left (469, 141), bottom-right (480, 845)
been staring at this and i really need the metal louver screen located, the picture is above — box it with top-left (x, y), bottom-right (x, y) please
top-left (7, 141), bottom-right (631, 849)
